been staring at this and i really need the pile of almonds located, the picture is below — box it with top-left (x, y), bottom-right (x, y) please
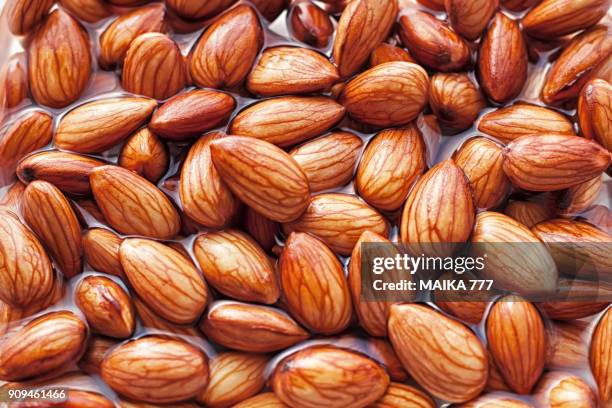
top-left (0, 0), bottom-right (611, 406)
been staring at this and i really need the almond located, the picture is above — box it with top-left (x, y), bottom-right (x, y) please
top-left (119, 238), bottom-right (208, 324)
top-left (55, 97), bottom-right (157, 154)
top-left (79, 336), bottom-right (119, 375)
top-left (0, 181), bottom-right (25, 214)
top-left (230, 96), bottom-right (345, 147)
top-left (501, 0), bottom-right (540, 10)
top-left (75, 275), bottom-right (135, 338)
top-left (118, 127), bottom-right (168, 183)
top-left (290, 131), bottom-right (363, 193)
top-left (149, 89), bottom-right (236, 141)
top-left (534, 371), bottom-right (597, 407)
top-left (454, 137), bottom-right (511, 210)
top-left (478, 12), bottom-right (528, 103)
top-left (459, 395), bottom-right (534, 407)
top-left (233, 393), bottom-right (288, 408)
top-left (370, 43), bottom-right (415, 67)
top-left (433, 272), bottom-right (492, 325)
top-left (559, 174), bottom-right (604, 216)
top-left (247, 46), bottom-right (339, 97)
top-left (445, 0), bottom-right (498, 40)
top-left (578, 78), bottom-right (611, 155)
top-left (59, 0), bottom-right (111, 24)
top-left (190, 4), bottom-right (263, 89)
top-left (193, 229), bottom-right (280, 304)
top-left (0, 53), bottom-right (29, 109)
top-left (333, 0), bottom-right (398, 78)
top-left (538, 279), bottom-right (612, 320)
top-left (356, 126), bottom-right (426, 211)
top-left (584, 204), bottom-right (612, 234)
top-left (271, 345), bottom-right (390, 408)
top-left (0, 209), bottom-right (53, 307)
top-left (251, 0), bottom-right (288, 21)
top-left (370, 382), bottom-right (435, 408)
top-left (28, 9), bottom-right (91, 108)
top-left (17, 151), bottom-right (105, 196)
top-left (133, 296), bottom-right (204, 340)
top-left (197, 352), bottom-right (267, 407)
top-left (388, 304), bottom-right (488, 402)
top-left (90, 165), bottom-right (181, 239)
top-left (546, 321), bottom-right (589, 370)
top-left (0, 311), bottom-right (87, 381)
top-left (429, 73), bottom-right (486, 132)
top-left (502, 134), bottom-right (611, 191)
top-left (166, 0), bottom-right (235, 20)
top-left (283, 193), bottom-right (389, 256)
top-left (244, 208), bottom-right (279, 251)
top-left (522, 0), bottom-right (610, 39)
top-left (416, 0), bottom-right (445, 9)
top-left (504, 198), bottom-right (555, 228)
top-left (101, 336), bottom-right (209, 404)
top-left (478, 103), bottom-right (575, 144)
top-left (200, 301), bottom-right (309, 353)
top-left (591, 306), bottom-right (612, 405)
top-left (288, 1), bottom-right (334, 48)
top-left (398, 10), bottom-right (470, 72)
top-left (118, 399), bottom-right (201, 408)
top-left (4, 0), bottom-right (53, 35)
top-left (21, 180), bottom-right (83, 278)
top-left (210, 136), bottom-right (310, 223)
top-left (436, 299), bottom-right (489, 325)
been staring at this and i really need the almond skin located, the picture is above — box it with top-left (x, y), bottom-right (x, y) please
top-left (0, 311), bottom-right (87, 381)
top-left (230, 96), bottom-right (345, 147)
top-left (502, 0), bottom-right (540, 10)
top-left (233, 393), bottom-right (288, 408)
top-left (82, 228), bottom-right (125, 280)
top-left (283, 193), bottom-right (389, 256)
top-left (279, 232), bottom-right (352, 335)
top-left (398, 10), bottom-right (470, 72)
top-left (17, 151), bottom-right (105, 196)
top-left (478, 12), bottom-right (528, 103)
top-left (590, 307), bottom-right (612, 404)
top-left (454, 137), bottom-right (511, 210)
top-left (122, 33), bottom-right (187, 100)
top-left (558, 175), bottom-right (602, 216)
top-left (459, 395), bottom-right (533, 407)
top-left (59, 0), bottom-right (111, 24)
top-left (0, 53), bottom-right (29, 109)
top-left (244, 208), bottom-right (279, 252)
top-left (0, 210), bottom-right (53, 307)
top-left (522, 0), bottom-right (611, 39)
top-left (101, 336), bottom-right (209, 404)
top-left (55, 97), bottom-right (157, 154)
top-left (538, 279), bottom-right (612, 321)
top-left (193, 229), bottom-right (280, 304)
top-left (339, 62), bottom-right (429, 127)
top-left (288, 1), bottom-right (334, 49)
top-left (429, 73), bottom-right (486, 132)
top-left (534, 371), bottom-right (597, 407)
top-left (370, 382), bottom-right (435, 408)
top-left (133, 297), bottom-right (204, 340)
top-left (119, 238), bottom-right (208, 324)
top-left (118, 127), bottom-right (168, 183)
top-left (190, 4), bottom-right (263, 89)
top-left (22, 180), bottom-right (82, 278)
top-left (579, 78), bottom-right (611, 155)
top-left (0, 181), bottom-right (25, 214)
top-left (356, 126), bottom-right (426, 211)
top-left (502, 134), bottom-right (611, 191)
top-left (478, 103), bottom-right (575, 144)
top-left (4, 0), bottom-right (54, 35)
top-left (98, 4), bottom-right (167, 68)
top-left (388, 304), bottom-right (488, 402)
top-left (90, 165), bottom-right (180, 239)
top-left (271, 345), bottom-right (390, 408)
top-left (247, 46), bottom-right (339, 97)
top-left (75, 275), bottom-right (135, 338)
top-left (200, 301), bottom-right (309, 353)
top-left (79, 336), bottom-right (119, 375)
top-left (370, 43), bottom-right (415, 67)
top-left (166, 0), bottom-right (235, 20)
top-left (210, 136), bottom-right (310, 223)
top-left (504, 199), bottom-right (555, 228)
top-left (445, 0), bottom-right (498, 40)
top-left (333, 0), bottom-right (398, 78)
top-left (28, 9), bottom-right (91, 108)
top-left (546, 321), bottom-right (589, 370)
top-left (290, 131), bottom-right (363, 193)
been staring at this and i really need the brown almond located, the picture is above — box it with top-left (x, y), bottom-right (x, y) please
top-left (534, 371), bottom-right (597, 407)
top-left (0, 181), bottom-right (25, 214)
top-left (429, 73), bottom-right (486, 132)
top-left (118, 127), bottom-right (168, 183)
top-left (558, 175), bottom-right (603, 215)
top-left (133, 296), bottom-right (204, 340)
top-left (591, 307), bottom-right (612, 405)
top-left (583, 205), bottom-right (612, 234)
top-left (0, 53), bottom-right (29, 109)
top-left (445, 0), bottom-right (498, 40)
top-left (59, 0), bottom-right (111, 24)
top-left (233, 393), bottom-right (288, 408)
top-left (370, 43), bottom-right (415, 67)
top-left (79, 336), bottom-right (119, 375)
top-left (166, 0), bottom-right (235, 20)
top-left (546, 321), bottom-right (589, 370)
top-left (288, 1), bottom-right (334, 49)
top-left (538, 279), bottom-right (612, 321)
top-left (416, 0), bottom-right (445, 9)
top-left (501, 0), bottom-right (540, 10)
top-left (504, 199), bottom-right (555, 228)
top-left (459, 394), bottom-right (534, 407)
top-left (244, 208), bottom-right (279, 251)
top-left (578, 78), bottom-right (611, 155)
top-left (4, 0), bottom-right (54, 35)
top-left (82, 228), bottom-right (125, 280)
top-left (370, 382), bottom-right (436, 408)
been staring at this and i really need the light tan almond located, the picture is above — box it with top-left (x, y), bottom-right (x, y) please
top-left (244, 207), bottom-right (279, 252)
top-left (504, 198), bottom-right (556, 228)
top-left (578, 78), bottom-right (612, 155)
top-left (59, 0), bottom-right (111, 24)
top-left (118, 127), bottom-right (168, 183)
top-left (370, 382), bottom-right (436, 408)
top-left (558, 175), bottom-right (603, 215)
top-left (4, 0), bottom-right (54, 35)
top-left (82, 229), bottom-right (124, 279)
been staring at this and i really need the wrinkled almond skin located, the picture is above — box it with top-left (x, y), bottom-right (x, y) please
top-left (429, 73), bottom-right (486, 132)
top-left (288, 1), bottom-right (334, 48)
top-left (4, 0), bottom-right (54, 35)
top-left (0, 210), bottom-right (53, 307)
top-left (370, 382), bottom-right (436, 408)
top-left (22, 180), bottom-right (83, 278)
top-left (280, 232), bottom-right (352, 335)
top-left (99, 4), bottom-right (167, 68)
top-left (90, 165), bottom-right (180, 239)
top-left (149, 90), bottom-right (236, 141)
top-left (0, 53), bottom-right (29, 109)
top-left (247, 47), bottom-right (339, 97)
top-left (388, 304), bottom-right (488, 402)
top-left (75, 275), bottom-right (135, 338)
top-left (28, 9), bottom-right (91, 108)
top-left (119, 238), bottom-right (208, 324)
top-left (244, 208), bottom-right (279, 252)
top-left (200, 302), bottom-right (309, 353)
top-left (558, 175), bottom-right (602, 216)
top-left (101, 336), bottom-right (209, 404)
top-left (118, 127), bottom-right (168, 183)
top-left (478, 103), bottom-right (575, 144)
top-left (17, 151), bottom-right (105, 196)
top-left (590, 307), bottom-right (612, 404)
top-left (55, 97), bottom-right (157, 154)
top-left (283, 193), bottom-right (389, 256)
top-left (546, 321), bottom-right (589, 370)
top-left (370, 43), bottom-right (414, 67)
top-left (133, 297), bottom-right (204, 340)
top-left (251, 0), bottom-right (288, 21)
top-left (0, 181), bottom-right (25, 214)
top-left (230, 96), bottom-right (345, 147)
top-left (340, 62), bottom-right (429, 127)
top-left (398, 11), bottom-right (470, 72)
top-left (459, 394), bottom-right (534, 407)
top-left (522, 0), bottom-right (611, 39)
top-left (166, 0), bottom-right (235, 20)
top-left (501, 0), bottom-right (540, 10)
top-left (234, 393), bottom-right (288, 408)
top-left (503, 134), bottom-right (611, 191)
top-left (534, 371), bottom-right (597, 407)
top-left (290, 131), bottom-right (363, 193)
top-left (271, 345), bottom-right (390, 408)
top-left (356, 126), bottom-right (426, 211)
top-left (333, 0), bottom-right (398, 78)
top-left (210, 136), bottom-right (310, 223)
top-left (82, 228), bottom-right (124, 278)
top-left (0, 311), bottom-right (87, 381)
top-left (538, 279), bottom-right (611, 320)
top-left (478, 12), bottom-right (528, 103)
top-left (579, 78), bottom-right (611, 155)
top-left (445, 0), bottom-right (498, 41)
top-left (59, 0), bottom-right (111, 24)
top-left (454, 137), bottom-right (511, 210)
top-left (193, 229), bottom-right (280, 304)
top-left (190, 4), bottom-right (263, 89)
top-left (122, 33), bottom-right (187, 100)
top-left (79, 336), bottom-right (119, 375)
top-left (197, 352), bottom-right (267, 407)
top-left (504, 199), bottom-right (555, 228)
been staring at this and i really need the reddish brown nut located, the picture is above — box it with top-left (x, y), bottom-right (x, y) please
top-left (0, 53), bottom-right (29, 109)
top-left (578, 78), bottom-right (611, 156)
top-left (233, 393), bottom-right (288, 408)
top-left (250, 0), bottom-right (288, 21)
top-left (4, 0), bottom-right (54, 35)
top-left (371, 382), bottom-right (436, 408)
top-left (501, 0), bottom-right (540, 11)
top-left (118, 128), bottom-right (168, 183)
top-left (82, 228), bottom-right (125, 280)
top-left (538, 279), bottom-right (612, 321)
top-left (166, 0), bottom-right (235, 20)
top-left (429, 73), bottom-right (486, 132)
top-left (288, 1), bottom-right (334, 48)
top-left (590, 307), bottom-right (612, 404)
top-left (534, 371), bottom-right (597, 407)
top-left (370, 43), bottom-right (414, 67)
top-left (244, 208), bottom-right (279, 252)
top-left (504, 198), bottom-right (556, 228)
top-left (59, 0), bottom-right (111, 24)
top-left (558, 175), bottom-right (603, 215)
top-left (79, 336), bottom-right (119, 375)
top-left (445, 0), bottom-right (498, 41)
